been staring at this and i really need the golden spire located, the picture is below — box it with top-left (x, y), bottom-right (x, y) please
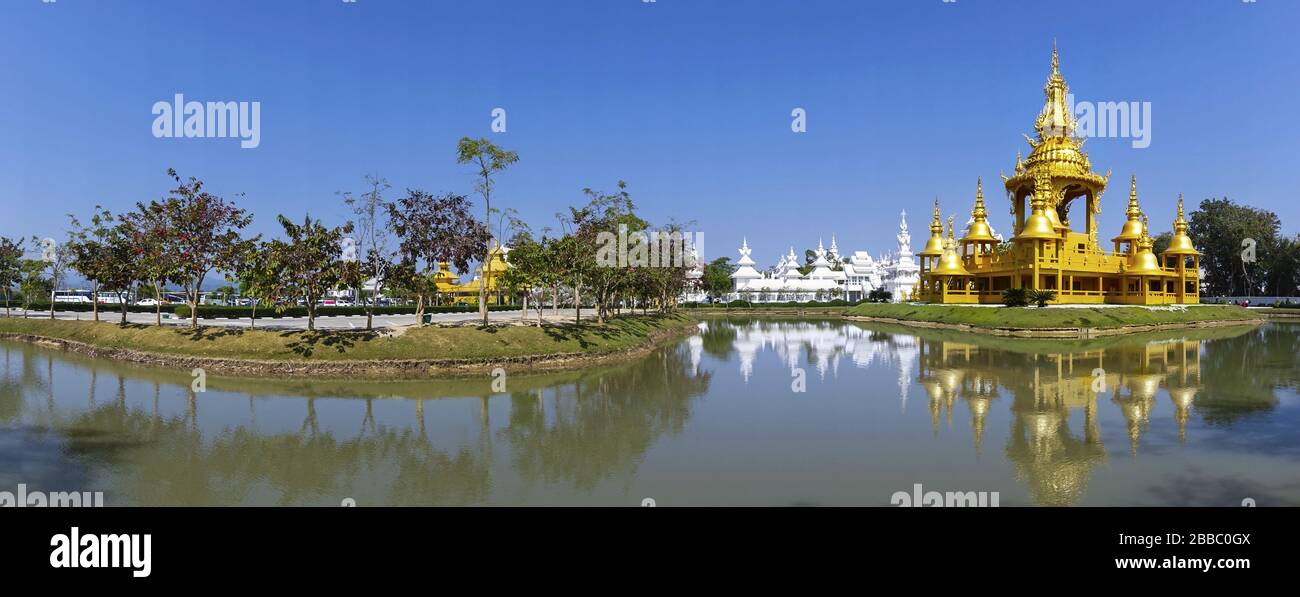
top-left (1164, 193), bottom-right (1200, 256)
top-left (1035, 40), bottom-right (1075, 139)
top-left (1017, 172), bottom-right (1059, 240)
top-left (918, 197), bottom-right (946, 257)
top-left (1112, 175), bottom-right (1145, 244)
top-left (933, 216), bottom-right (971, 276)
top-left (1127, 214), bottom-right (1163, 275)
top-left (962, 178), bottom-right (997, 243)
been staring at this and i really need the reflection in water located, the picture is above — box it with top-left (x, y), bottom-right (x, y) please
top-left (1, 320), bottom-right (1297, 506)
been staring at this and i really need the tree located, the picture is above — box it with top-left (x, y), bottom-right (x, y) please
top-left (0, 237), bottom-right (24, 317)
top-left (234, 239), bottom-right (286, 328)
top-left (270, 214), bottom-right (353, 331)
top-left (500, 232), bottom-right (551, 326)
top-left (1188, 198), bottom-right (1281, 296)
top-left (159, 169), bottom-right (255, 329)
top-left (18, 259), bottom-right (51, 316)
top-left (340, 175), bottom-right (396, 330)
top-left (574, 181), bottom-right (644, 323)
top-left (31, 236), bottom-right (72, 320)
top-left (121, 200), bottom-right (180, 326)
top-left (457, 137), bottom-right (519, 325)
top-left (702, 257), bottom-right (734, 302)
top-left (387, 189), bottom-right (490, 325)
top-left (66, 207), bottom-right (118, 322)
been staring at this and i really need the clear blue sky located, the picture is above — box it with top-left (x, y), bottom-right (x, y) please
top-left (1, 0), bottom-right (1296, 268)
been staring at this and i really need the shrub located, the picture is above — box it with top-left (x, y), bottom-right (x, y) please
top-left (1001, 288), bottom-right (1029, 307)
top-left (1027, 289), bottom-right (1058, 308)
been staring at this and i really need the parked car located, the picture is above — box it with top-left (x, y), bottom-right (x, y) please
top-left (135, 298), bottom-right (160, 307)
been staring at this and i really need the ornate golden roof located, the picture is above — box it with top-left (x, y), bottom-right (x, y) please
top-left (1112, 175), bottom-right (1146, 244)
top-left (1003, 44), bottom-right (1109, 197)
top-left (1126, 216), bottom-right (1165, 276)
top-left (917, 197), bottom-right (946, 257)
top-left (961, 178), bottom-right (998, 244)
top-left (933, 217), bottom-right (971, 276)
top-left (1163, 194), bottom-right (1200, 256)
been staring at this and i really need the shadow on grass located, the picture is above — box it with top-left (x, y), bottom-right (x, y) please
top-left (540, 316), bottom-right (659, 350)
top-left (169, 325), bottom-right (247, 342)
top-left (279, 329), bottom-right (378, 357)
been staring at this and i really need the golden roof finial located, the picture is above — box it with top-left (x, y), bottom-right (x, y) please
top-left (1165, 193), bottom-right (1200, 256)
top-left (1051, 38), bottom-right (1059, 75)
top-left (963, 178), bottom-right (997, 244)
top-left (1035, 40), bottom-right (1074, 139)
top-left (919, 197), bottom-right (947, 257)
top-left (1126, 175), bottom-right (1142, 219)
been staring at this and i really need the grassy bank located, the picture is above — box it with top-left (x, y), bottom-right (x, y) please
top-left (845, 303), bottom-right (1259, 330)
top-left (0, 315), bottom-right (693, 375)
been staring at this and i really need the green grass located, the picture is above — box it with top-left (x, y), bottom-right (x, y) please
top-left (845, 303), bottom-right (1259, 329)
top-left (0, 314), bottom-right (691, 362)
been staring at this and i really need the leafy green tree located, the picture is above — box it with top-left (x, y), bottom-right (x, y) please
top-left (1188, 198), bottom-right (1281, 296)
top-left (269, 214), bottom-right (353, 331)
top-left (457, 137), bottom-right (519, 325)
top-left (702, 257), bottom-right (734, 302)
top-left (121, 199), bottom-right (181, 326)
top-left (18, 259), bottom-right (51, 315)
top-left (340, 175), bottom-right (397, 330)
top-left (66, 206), bottom-right (119, 322)
top-left (574, 180), bottom-right (645, 323)
top-left (30, 236), bottom-right (72, 320)
top-left (501, 232), bottom-right (551, 326)
top-left (387, 189), bottom-right (490, 325)
top-left (235, 239), bottom-right (287, 328)
top-left (0, 237), bottom-right (24, 317)
top-left (159, 169), bottom-right (255, 329)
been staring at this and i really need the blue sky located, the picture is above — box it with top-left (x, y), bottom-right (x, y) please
top-left (1, 0), bottom-right (1296, 268)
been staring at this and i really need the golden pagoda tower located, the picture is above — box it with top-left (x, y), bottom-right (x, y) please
top-left (960, 178), bottom-right (1000, 296)
top-left (919, 43), bottom-right (1199, 305)
top-left (930, 216), bottom-right (971, 302)
top-left (1161, 194), bottom-right (1202, 303)
top-left (916, 198), bottom-right (946, 298)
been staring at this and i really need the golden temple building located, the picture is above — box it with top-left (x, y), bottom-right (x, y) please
top-left (433, 241), bottom-right (514, 305)
top-left (918, 45), bottom-right (1200, 305)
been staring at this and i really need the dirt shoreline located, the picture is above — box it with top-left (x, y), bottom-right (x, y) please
top-left (842, 315), bottom-right (1266, 338)
top-left (0, 320), bottom-right (699, 379)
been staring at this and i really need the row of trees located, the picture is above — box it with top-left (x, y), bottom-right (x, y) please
top-left (0, 139), bottom-right (706, 330)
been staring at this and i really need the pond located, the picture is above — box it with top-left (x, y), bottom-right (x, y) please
top-left (2, 318), bottom-right (1297, 506)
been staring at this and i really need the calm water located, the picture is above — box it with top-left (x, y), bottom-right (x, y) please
top-left (2, 318), bottom-right (1298, 506)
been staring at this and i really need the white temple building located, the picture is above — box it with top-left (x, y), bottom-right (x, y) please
top-left (728, 211), bottom-right (920, 303)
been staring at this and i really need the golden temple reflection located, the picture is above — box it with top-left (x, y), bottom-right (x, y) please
top-left (916, 330), bottom-right (1213, 506)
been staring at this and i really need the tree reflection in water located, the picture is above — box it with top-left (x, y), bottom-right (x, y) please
top-left (0, 320), bottom-right (1295, 506)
